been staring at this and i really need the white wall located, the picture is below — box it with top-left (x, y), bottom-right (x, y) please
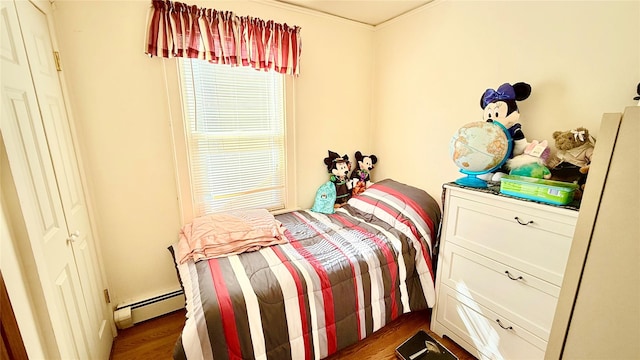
top-left (372, 0), bottom-right (640, 202)
top-left (52, 0), bottom-right (639, 309)
top-left (52, 0), bottom-right (374, 305)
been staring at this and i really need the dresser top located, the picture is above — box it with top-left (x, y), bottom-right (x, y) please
top-left (444, 182), bottom-right (581, 212)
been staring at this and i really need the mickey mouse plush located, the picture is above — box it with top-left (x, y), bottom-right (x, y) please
top-left (350, 151), bottom-right (377, 196)
top-left (323, 150), bottom-right (352, 207)
top-left (481, 82), bottom-right (532, 179)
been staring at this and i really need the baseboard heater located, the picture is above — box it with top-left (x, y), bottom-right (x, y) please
top-left (113, 289), bottom-right (185, 329)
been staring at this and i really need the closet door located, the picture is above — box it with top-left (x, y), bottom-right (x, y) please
top-left (14, 1), bottom-right (112, 358)
top-left (1, 1), bottom-right (112, 358)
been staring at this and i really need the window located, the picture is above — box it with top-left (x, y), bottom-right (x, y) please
top-left (177, 59), bottom-right (292, 216)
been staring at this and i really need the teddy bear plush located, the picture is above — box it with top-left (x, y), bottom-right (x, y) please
top-left (547, 127), bottom-right (595, 194)
top-left (480, 82), bottom-right (532, 180)
top-left (350, 151), bottom-right (378, 196)
top-left (547, 127), bottom-right (594, 170)
top-left (506, 140), bottom-right (552, 179)
top-left (323, 150), bottom-right (352, 207)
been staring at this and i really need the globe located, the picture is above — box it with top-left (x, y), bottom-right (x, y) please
top-left (450, 121), bottom-right (512, 188)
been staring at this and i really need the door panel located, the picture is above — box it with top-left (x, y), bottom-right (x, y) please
top-left (0, 4), bottom-right (18, 64)
top-left (14, 2), bottom-right (113, 357)
top-left (1, 1), bottom-right (111, 358)
top-left (1, 2), bottom-right (89, 357)
top-left (54, 267), bottom-right (91, 360)
top-left (3, 89), bottom-right (63, 243)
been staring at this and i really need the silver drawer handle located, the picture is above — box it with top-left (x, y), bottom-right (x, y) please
top-left (496, 319), bottom-right (513, 330)
top-left (505, 271), bottom-right (523, 281)
top-left (514, 216), bottom-right (533, 225)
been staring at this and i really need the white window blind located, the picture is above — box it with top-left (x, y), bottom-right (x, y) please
top-left (179, 60), bottom-right (286, 215)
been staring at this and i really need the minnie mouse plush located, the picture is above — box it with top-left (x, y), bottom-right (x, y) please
top-left (481, 82), bottom-right (532, 179)
top-left (481, 82), bottom-right (531, 155)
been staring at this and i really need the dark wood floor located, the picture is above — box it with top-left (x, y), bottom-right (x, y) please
top-left (110, 310), bottom-right (187, 360)
top-left (110, 308), bottom-right (476, 360)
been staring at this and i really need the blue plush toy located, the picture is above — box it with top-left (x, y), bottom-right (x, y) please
top-left (311, 181), bottom-right (337, 214)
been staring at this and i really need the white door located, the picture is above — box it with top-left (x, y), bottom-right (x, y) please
top-left (14, 1), bottom-right (113, 358)
top-left (1, 0), bottom-right (112, 358)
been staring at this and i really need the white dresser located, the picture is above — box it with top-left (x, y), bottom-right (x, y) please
top-left (430, 184), bottom-right (578, 360)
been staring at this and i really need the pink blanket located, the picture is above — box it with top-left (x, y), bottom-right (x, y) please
top-left (176, 209), bottom-right (287, 263)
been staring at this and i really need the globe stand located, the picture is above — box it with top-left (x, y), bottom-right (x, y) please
top-left (455, 172), bottom-right (489, 188)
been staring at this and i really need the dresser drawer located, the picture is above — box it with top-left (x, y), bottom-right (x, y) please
top-left (444, 191), bottom-right (577, 285)
top-left (435, 285), bottom-right (546, 360)
top-left (440, 242), bottom-right (560, 340)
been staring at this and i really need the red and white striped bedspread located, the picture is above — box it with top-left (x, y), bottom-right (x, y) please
top-left (171, 179), bottom-right (441, 360)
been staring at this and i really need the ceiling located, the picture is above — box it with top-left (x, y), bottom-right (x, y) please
top-left (275, 0), bottom-right (433, 26)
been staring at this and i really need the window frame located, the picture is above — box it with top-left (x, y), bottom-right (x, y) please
top-left (163, 59), bottom-right (297, 224)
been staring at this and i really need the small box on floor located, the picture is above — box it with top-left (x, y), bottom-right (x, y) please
top-left (395, 330), bottom-right (458, 360)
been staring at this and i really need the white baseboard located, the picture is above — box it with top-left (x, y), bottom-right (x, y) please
top-left (114, 289), bottom-right (185, 329)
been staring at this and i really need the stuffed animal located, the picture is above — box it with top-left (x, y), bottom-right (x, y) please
top-left (350, 151), bottom-right (378, 196)
top-left (506, 140), bottom-right (552, 179)
top-left (480, 82), bottom-right (532, 180)
top-left (547, 127), bottom-right (594, 171)
top-left (323, 150), bottom-right (352, 207)
top-left (547, 127), bottom-right (595, 195)
top-left (310, 181), bottom-right (337, 214)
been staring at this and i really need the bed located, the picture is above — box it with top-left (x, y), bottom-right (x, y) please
top-left (170, 179), bottom-right (441, 360)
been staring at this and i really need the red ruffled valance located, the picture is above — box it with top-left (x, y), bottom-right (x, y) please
top-left (145, 0), bottom-right (302, 76)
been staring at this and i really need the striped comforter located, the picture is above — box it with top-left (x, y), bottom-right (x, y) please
top-left (171, 179), bottom-right (441, 360)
